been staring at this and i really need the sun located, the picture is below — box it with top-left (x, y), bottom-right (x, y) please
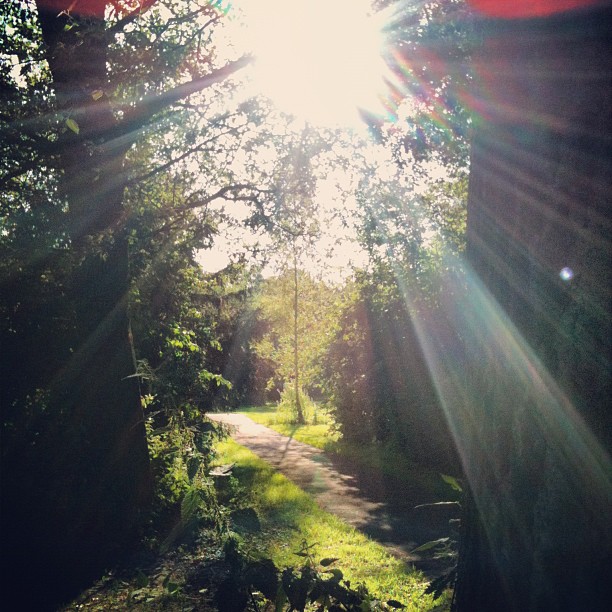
top-left (232, 0), bottom-right (388, 127)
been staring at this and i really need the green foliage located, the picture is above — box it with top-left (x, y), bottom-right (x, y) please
top-left (250, 270), bottom-right (342, 399)
top-left (334, 1), bottom-right (471, 468)
top-left (126, 160), bottom-right (260, 411)
top-left (323, 273), bottom-right (459, 471)
top-left (128, 223), bottom-right (259, 540)
top-left (375, 0), bottom-right (477, 172)
top-left (3, 0), bottom-right (474, 606)
top-left (440, 474), bottom-right (463, 493)
top-left (280, 541), bottom-right (406, 612)
top-left (411, 474), bottom-right (464, 603)
top-left (276, 386), bottom-right (319, 426)
top-left (421, 174), bottom-right (468, 255)
top-left (2, 1), bottom-right (259, 602)
top-left (65, 117), bottom-right (79, 134)
top-left (146, 414), bottom-right (223, 534)
top-left (215, 439), bottom-right (443, 609)
top-left (214, 537), bottom-right (279, 612)
top-left (123, 160), bottom-right (260, 530)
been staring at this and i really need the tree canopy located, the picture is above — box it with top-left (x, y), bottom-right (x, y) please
top-left (2, 1), bottom-right (610, 610)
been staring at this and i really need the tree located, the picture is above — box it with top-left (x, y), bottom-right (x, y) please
top-left (354, 4), bottom-right (610, 606)
top-left (368, 3), bottom-right (611, 607)
top-left (324, 267), bottom-right (459, 471)
top-left (248, 127), bottom-right (327, 422)
top-left (251, 270), bottom-right (340, 411)
top-left (453, 5), bottom-right (612, 610)
top-left (367, 0), bottom-right (475, 174)
top-left (1, 0), bottom-right (254, 605)
top-left (323, 93), bottom-right (463, 465)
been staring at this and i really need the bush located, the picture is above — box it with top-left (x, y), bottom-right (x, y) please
top-left (324, 278), bottom-right (459, 470)
top-left (216, 539), bottom-right (407, 612)
top-left (276, 386), bottom-right (319, 425)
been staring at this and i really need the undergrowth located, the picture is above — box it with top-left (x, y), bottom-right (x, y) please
top-left (62, 409), bottom-right (452, 611)
top-left (215, 438), bottom-right (449, 611)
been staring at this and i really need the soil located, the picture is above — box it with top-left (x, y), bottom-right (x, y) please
top-left (207, 412), bottom-right (457, 577)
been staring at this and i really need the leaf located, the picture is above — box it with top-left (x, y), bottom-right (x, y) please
top-left (180, 487), bottom-right (200, 524)
top-left (424, 569), bottom-right (457, 600)
top-left (325, 568), bottom-right (343, 583)
top-left (130, 588), bottom-right (147, 600)
top-left (194, 435), bottom-right (209, 454)
top-left (274, 585), bottom-right (287, 612)
top-left (160, 445), bottom-right (180, 456)
top-left (91, 89), bottom-right (104, 100)
top-left (150, 425), bottom-right (172, 436)
top-left (187, 457), bottom-right (201, 481)
top-left (319, 557), bottom-right (339, 567)
top-left (360, 600), bottom-right (372, 612)
top-left (166, 581), bottom-right (180, 594)
top-left (195, 420), bottom-right (217, 434)
top-left (135, 570), bottom-right (149, 588)
top-left (440, 473), bottom-right (462, 492)
top-left (65, 118), bottom-right (79, 134)
top-left (411, 538), bottom-right (450, 553)
top-left (386, 600), bottom-right (406, 609)
top-left (282, 568), bottom-right (309, 612)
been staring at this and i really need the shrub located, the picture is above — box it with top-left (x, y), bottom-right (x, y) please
top-left (276, 386), bottom-right (319, 425)
top-left (324, 279), bottom-right (459, 470)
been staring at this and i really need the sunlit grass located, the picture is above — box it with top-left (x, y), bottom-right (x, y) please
top-left (238, 405), bottom-right (451, 499)
top-left (214, 439), bottom-right (448, 610)
top-left (239, 403), bottom-right (340, 449)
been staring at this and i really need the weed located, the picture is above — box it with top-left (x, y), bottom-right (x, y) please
top-left (214, 439), bottom-right (448, 610)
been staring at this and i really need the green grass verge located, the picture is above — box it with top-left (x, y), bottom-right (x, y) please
top-left (214, 438), bottom-right (449, 611)
top-left (238, 404), bottom-right (340, 450)
top-left (237, 405), bottom-right (454, 501)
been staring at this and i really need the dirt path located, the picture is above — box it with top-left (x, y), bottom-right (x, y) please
top-left (207, 412), bottom-right (454, 575)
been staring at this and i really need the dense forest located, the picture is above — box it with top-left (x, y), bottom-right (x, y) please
top-left (1, 1), bottom-right (610, 610)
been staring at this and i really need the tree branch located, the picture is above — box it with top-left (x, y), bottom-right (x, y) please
top-left (171, 184), bottom-right (271, 216)
top-left (145, 184), bottom-right (270, 240)
top-left (75, 54), bottom-right (252, 159)
top-left (106, 0), bottom-right (156, 36)
top-left (127, 127), bottom-right (237, 186)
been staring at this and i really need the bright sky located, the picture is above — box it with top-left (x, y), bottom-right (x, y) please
top-left (225, 0), bottom-right (389, 128)
top-left (198, 0), bottom-right (393, 276)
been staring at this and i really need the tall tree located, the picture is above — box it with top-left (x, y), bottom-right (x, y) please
top-left (453, 3), bottom-right (612, 610)
top-left (362, 3), bottom-right (610, 606)
top-left (1, 0), bottom-right (251, 605)
top-left (249, 127), bottom-right (324, 422)
top-left (252, 270), bottom-right (340, 408)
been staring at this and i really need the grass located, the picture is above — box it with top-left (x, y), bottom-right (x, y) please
top-left (62, 407), bottom-right (453, 610)
top-left (214, 438), bottom-right (448, 610)
top-left (239, 404), bottom-right (340, 449)
top-left (238, 405), bottom-right (454, 501)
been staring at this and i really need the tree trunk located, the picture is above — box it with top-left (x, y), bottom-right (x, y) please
top-left (7, 4), bottom-right (153, 603)
top-left (456, 7), bottom-right (612, 610)
top-left (293, 248), bottom-right (305, 424)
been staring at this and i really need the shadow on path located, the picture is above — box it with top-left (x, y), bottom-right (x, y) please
top-left (207, 413), bottom-right (456, 578)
